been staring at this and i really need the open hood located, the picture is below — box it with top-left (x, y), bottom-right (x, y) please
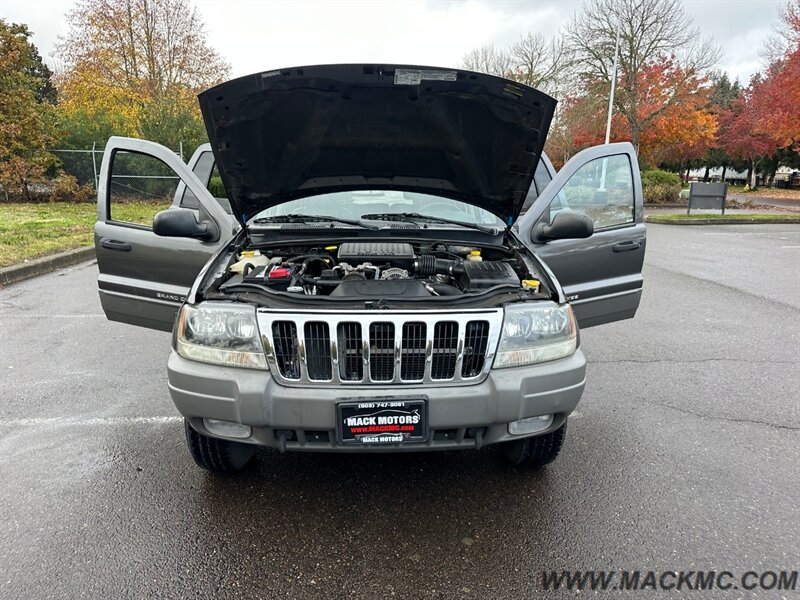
top-left (198, 64), bottom-right (556, 225)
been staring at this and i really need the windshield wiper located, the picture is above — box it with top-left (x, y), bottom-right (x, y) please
top-left (251, 214), bottom-right (379, 230)
top-left (360, 212), bottom-right (499, 234)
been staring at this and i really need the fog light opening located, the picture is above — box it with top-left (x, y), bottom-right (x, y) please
top-left (203, 418), bottom-right (252, 439)
top-left (508, 414), bottom-right (554, 436)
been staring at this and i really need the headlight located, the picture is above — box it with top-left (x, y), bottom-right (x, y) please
top-left (176, 303), bottom-right (267, 370)
top-left (493, 302), bottom-right (577, 369)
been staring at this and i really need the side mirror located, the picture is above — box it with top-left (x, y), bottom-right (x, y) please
top-left (153, 208), bottom-right (218, 241)
top-left (532, 212), bottom-right (594, 243)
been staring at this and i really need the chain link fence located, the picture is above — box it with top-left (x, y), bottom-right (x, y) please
top-left (49, 148), bottom-right (104, 189)
top-left (48, 145), bottom-right (185, 193)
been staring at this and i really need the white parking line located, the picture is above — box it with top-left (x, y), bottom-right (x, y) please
top-left (0, 416), bottom-right (182, 427)
top-left (701, 231), bottom-right (800, 235)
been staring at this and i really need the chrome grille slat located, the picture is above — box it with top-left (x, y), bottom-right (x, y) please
top-left (423, 319), bottom-right (435, 381)
top-left (361, 321), bottom-right (370, 381)
top-left (259, 310), bottom-right (503, 387)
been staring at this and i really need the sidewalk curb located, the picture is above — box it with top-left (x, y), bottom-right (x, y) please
top-left (645, 216), bottom-right (800, 225)
top-left (0, 246), bottom-right (96, 287)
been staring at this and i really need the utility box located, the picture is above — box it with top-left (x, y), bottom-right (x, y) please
top-left (688, 182), bottom-right (728, 214)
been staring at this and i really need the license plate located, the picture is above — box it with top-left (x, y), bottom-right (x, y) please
top-left (336, 397), bottom-right (428, 445)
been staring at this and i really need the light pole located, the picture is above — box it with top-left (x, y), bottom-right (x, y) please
top-left (600, 23), bottom-right (621, 191)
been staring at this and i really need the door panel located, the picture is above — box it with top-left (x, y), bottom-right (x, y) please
top-left (516, 143), bottom-right (646, 328)
top-left (95, 137), bottom-right (234, 331)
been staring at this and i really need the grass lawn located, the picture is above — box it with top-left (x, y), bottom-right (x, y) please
top-left (0, 202), bottom-right (169, 268)
top-left (726, 185), bottom-right (800, 200)
top-left (647, 212), bottom-right (800, 224)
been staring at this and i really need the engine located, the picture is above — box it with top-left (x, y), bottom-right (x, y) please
top-left (224, 241), bottom-right (535, 299)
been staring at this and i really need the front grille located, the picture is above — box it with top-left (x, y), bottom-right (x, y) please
top-left (260, 310), bottom-right (502, 386)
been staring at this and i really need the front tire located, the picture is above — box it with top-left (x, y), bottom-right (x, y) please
top-left (184, 419), bottom-right (257, 474)
top-left (501, 421), bottom-right (567, 469)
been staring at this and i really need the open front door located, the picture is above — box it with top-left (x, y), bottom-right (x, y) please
top-left (516, 143), bottom-right (646, 328)
top-left (95, 137), bottom-right (234, 332)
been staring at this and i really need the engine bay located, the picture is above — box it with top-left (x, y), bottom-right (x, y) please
top-left (218, 240), bottom-right (547, 301)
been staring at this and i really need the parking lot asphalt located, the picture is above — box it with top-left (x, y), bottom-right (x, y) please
top-left (1, 224), bottom-right (798, 599)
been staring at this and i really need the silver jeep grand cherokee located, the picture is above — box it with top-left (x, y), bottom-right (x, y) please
top-left (94, 64), bottom-right (645, 473)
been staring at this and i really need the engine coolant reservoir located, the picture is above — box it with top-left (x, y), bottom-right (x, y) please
top-left (230, 250), bottom-right (271, 274)
top-left (522, 279), bottom-right (540, 293)
top-left (467, 250), bottom-right (483, 262)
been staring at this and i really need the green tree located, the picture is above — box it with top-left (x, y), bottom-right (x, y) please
top-left (0, 20), bottom-right (57, 200)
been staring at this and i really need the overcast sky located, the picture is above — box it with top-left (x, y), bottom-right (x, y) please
top-left (0, 0), bottom-right (785, 88)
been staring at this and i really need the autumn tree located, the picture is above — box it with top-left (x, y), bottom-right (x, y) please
top-left (750, 1), bottom-right (800, 150)
top-left (717, 86), bottom-right (780, 189)
top-left (544, 91), bottom-right (608, 168)
top-left (629, 61), bottom-right (717, 165)
top-left (545, 60), bottom-right (717, 168)
top-left (0, 20), bottom-right (58, 200)
top-left (754, 50), bottom-right (800, 149)
top-left (565, 0), bottom-right (720, 152)
top-left (54, 0), bottom-right (231, 152)
top-left (714, 1), bottom-right (800, 188)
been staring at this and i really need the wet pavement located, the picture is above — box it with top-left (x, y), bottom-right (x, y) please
top-left (1, 224), bottom-right (798, 599)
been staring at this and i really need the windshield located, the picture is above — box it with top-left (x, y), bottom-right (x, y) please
top-left (251, 190), bottom-right (506, 227)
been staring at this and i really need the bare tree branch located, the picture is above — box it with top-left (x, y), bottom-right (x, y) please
top-left (460, 43), bottom-right (513, 77)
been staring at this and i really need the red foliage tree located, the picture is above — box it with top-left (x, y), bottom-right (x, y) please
top-left (633, 62), bottom-right (717, 165)
top-left (717, 88), bottom-right (780, 188)
top-left (750, 2), bottom-right (800, 149)
top-left (546, 59), bottom-right (717, 169)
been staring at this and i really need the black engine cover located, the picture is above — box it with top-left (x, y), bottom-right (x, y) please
top-left (337, 242), bottom-right (414, 268)
top-left (457, 260), bottom-right (519, 290)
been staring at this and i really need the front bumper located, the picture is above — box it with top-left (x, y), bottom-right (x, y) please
top-left (167, 349), bottom-right (586, 452)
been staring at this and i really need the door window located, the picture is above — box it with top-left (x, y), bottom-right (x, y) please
top-left (108, 151), bottom-right (178, 227)
top-left (521, 156), bottom-right (554, 214)
top-left (179, 151), bottom-right (215, 209)
top-left (179, 154), bottom-right (231, 213)
top-left (549, 154), bottom-right (634, 230)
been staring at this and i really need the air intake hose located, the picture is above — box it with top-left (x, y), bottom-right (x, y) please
top-left (413, 255), bottom-right (465, 277)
